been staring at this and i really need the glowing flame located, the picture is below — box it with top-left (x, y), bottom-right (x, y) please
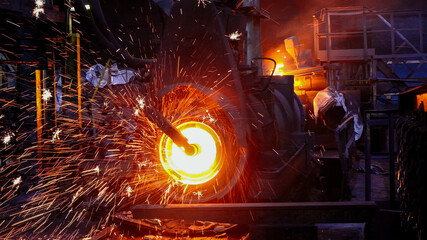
top-left (416, 93), bottom-right (427, 111)
top-left (158, 121), bottom-right (223, 185)
top-left (265, 48), bottom-right (305, 94)
top-left (274, 63), bottom-right (285, 76)
top-left (266, 48), bottom-right (286, 76)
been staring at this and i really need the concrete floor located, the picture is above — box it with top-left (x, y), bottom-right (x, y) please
top-left (350, 158), bottom-right (391, 202)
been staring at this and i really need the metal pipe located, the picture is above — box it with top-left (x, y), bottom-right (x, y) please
top-left (243, 0), bottom-right (261, 73)
top-left (76, 33), bottom-right (82, 130)
top-left (36, 70), bottom-right (42, 157)
top-left (143, 104), bottom-right (196, 156)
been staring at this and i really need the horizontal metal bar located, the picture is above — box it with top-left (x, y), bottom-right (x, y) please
top-left (364, 10), bottom-right (422, 15)
top-left (376, 78), bottom-right (427, 82)
top-left (132, 201), bottom-right (377, 225)
top-left (0, 60), bottom-right (39, 65)
top-left (375, 53), bottom-right (427, 59)
top-left (367, 119), bottom-right (395, 126)
top-left (318, 27), bottom-right (421, 37)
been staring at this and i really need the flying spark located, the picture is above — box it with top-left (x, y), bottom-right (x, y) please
top-left (203, 110), bottom-right (216, 123)
top-left (51, 128), bottom-right (61, 142)
top-left (227, 31), bottom-right (241, 41)
top-left (193, 190), bottom-right (204, 200)
top-left (93, 166), bottom-right (100, 175)
top-left (33, 0), bottom-right (45, 18)
top-left (2, 132), bottom-right (14, 145)
top-left (197, 0), bottom-right (211, 8)
top-left (126, 186), bottom-right (133, 197)
top-left (42, 89), bottom-right (52, 102)
top-left (0, 75), bottom-right (238, 238)
top-left (13, 176), bottom-right (22, 186)
top-left (136, 96), bottom-right (145, 109)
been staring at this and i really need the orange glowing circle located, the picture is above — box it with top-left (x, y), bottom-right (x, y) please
top-left (158, 121), bottom-right (224, 185)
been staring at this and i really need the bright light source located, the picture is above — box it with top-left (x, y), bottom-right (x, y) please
top-left (70, 7), bottom-right (75, 11)
top-left (42, 88), bottom-right (52, 102)
top-left (33, 0), bottom-right (44, 18)
top-left (227, 30), bottom-right (242, 41)
top-left (85, 4), bottom-right (90, 10)
top-left (158, 121), bottom-right (223, 185)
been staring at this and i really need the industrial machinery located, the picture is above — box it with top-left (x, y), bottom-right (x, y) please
top-left (133, 0), bottom-right (314, 203)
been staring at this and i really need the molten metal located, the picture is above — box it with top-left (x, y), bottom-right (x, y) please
top-left (158, 121), bottom-right (223, 185)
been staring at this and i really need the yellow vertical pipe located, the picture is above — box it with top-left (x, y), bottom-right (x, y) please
top-left (76, 33), bottom-right (82, 130)
top-left (36, 69), bottom-right (42, 156)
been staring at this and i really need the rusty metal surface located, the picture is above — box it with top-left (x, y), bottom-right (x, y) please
top-left (132, 201), bottom-right (377, 225)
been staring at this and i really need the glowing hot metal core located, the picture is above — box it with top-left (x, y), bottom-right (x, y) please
top-left (159, 121), bottom-right (223, 185)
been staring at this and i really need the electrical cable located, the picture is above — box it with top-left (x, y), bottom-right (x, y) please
top-left (251, 57), bottom-right (276, 92)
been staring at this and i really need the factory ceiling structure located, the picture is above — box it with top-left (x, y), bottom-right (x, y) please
top-left (0, 0), bottom-right (426, 239)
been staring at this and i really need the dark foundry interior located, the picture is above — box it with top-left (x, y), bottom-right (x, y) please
top-left (1, 0), bottom-right (427, 239)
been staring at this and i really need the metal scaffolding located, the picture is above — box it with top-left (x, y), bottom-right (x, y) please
top-left (313, 7), bottom-right (427, 104)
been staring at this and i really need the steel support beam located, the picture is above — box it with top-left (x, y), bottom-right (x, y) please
top-left (132, 202), bottom-right (376, 225)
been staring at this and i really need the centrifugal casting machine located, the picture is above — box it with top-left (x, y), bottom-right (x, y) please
top-left (136, 0), bottom-right (314, 203)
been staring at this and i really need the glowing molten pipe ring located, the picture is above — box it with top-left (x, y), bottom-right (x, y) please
top-left (159, 121), bottom-right (224, 185)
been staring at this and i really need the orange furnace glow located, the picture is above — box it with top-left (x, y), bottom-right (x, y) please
top-left (158, 121), bottom-right (224, 185)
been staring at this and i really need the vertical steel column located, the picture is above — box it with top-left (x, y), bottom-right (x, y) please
top-left (325, 9), bottom-right (333, 88)
top-left (371, 59), bottom-right (377, 105)
top-left (364, 112), bottom-right (371, 201)
top-left (362, 9), bottom-right (368, 61)
top-left (244, 0), bottom-right (262, 73)
top-left (325, 9), bottom-right (331, 62)
top-left (53, 49), bottom-right (57, 128)
top-left (313, 16), bottom-right (319, 60)
top-left (391, 13), bottom-right (396, 73)
top-left (388, 113), bottom-right (396, 208)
